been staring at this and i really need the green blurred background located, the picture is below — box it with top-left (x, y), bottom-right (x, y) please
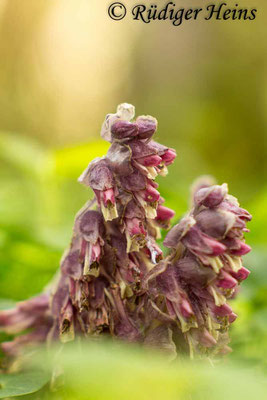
top-left (0, 0), bottom-right (266, 397)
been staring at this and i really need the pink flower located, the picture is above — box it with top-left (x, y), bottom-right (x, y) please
top-left (156, 205), bottom-right (175, 221)
top-left (231, 267), bottom-right (250, 281)
top-left (180, 298), bottom-right (194, 318)
top-left (138, 155), bottom-right (162, 167)
top-left (161, 149), bottom-right (176, 165)
top-left (91, 242), bottom-right (102, 263)
top-left (102, 188), bottom-right (115, 207)
top-left (230, 241), bottom-right (251, 256)
top-left (126, 218), bottom-right (146, 236)
top-left (140, 184), bottom-right (160, 203)
top-left (217, 270), bottom-right (238, 289)
top-left (111, 120), bottom-right (139, 141)
top-left (213, 303), bottom-right (233, 317)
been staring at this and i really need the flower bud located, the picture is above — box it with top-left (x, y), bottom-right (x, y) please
top-left (137, 155), bottom-right (162, 167)
top-left (231, 267), bottom-right (250, 281)
top-left (195, 209), bottom-right (235, 240)
top-left (164, 216), bottom-right (196, 248)
top-left (136, 116), bottom-right (157, 140)
top-left (161, 149), bottom-right (177, 166)
top-left (156, 205), bottom-right (175, 221)
top-left (194, 184), bottom-right (228, 208)
top-left (77, 210), bottom-right (105, 243)
top-left (79, 158), bottom-right (114, 190)
top-left (213, 303), bottom-right (233, 317)
top-left (111, 120), bottom-right (139, 141)
top-left (229, 313), bottom-right (238, 323)
top-left (217, 271), bottom-right (237, 289)
top-left (140, 184), bottom-right (160, 203)
top-left (230, 241), bottom-right (251, 256)
top-left (180, 298), bottom-right (194, 318)
top-left (199, 329), bottom-right (217, 347)
top-left (117, 103), bottom-right (135, 121)
top-left (181, 226), bottom-right (227, 257)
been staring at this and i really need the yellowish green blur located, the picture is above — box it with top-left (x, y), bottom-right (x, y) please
top-left (0, 0), bottom-right (266, 398)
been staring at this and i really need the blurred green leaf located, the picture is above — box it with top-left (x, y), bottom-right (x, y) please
top-left (0, 371), bottom-right (49, 398)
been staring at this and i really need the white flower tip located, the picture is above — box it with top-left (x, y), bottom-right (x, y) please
top-left (117, 103), bottom-right (135, 121)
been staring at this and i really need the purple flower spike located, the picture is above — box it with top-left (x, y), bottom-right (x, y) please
top-left (149, 177), bottom-right (251, 357)
top-left (0, 105), bottom-right (251, 363)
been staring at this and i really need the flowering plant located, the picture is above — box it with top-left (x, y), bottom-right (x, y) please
top-left (0, 104), bottom-right (251, 360)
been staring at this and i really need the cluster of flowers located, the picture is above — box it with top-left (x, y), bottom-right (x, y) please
top-left (144, 179), bottom-right (252, 357)
top-left (0, 104), bottom-right (251, 359)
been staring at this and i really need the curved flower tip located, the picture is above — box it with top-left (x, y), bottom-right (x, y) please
top-left (230, 242), bottom-right (251, 256)
top-left (199, 329), bottom-right (217, 348)
top-left (117, 103), bottom-right (135, 121)
top-left (213, 303), bottom-right (233, 317)
top-left (156, 205), bottom-right (175, 221)
top-left (217, 271), bottom-right (238, 289)
top-left (190, 175), bottom-right (217, 203)
top-left (231, 267), bottom-right (250, 281)
top-left (163, 216), bottom-right (195, 248)
top-left (194, 183), bottom-right (228, 208)
top-left (161, 149), bottom-right (176, 166)
top-left (138, 154), bottom-right (162, 167)
top-left (180, 298), bottom-right (194, 318)
top-left (141, 183), bottom-right (160, 203)
top-left (100, 103), bottom-right (135, 142)
top-left (136, 115), bottom-right (158, 140)
top-left (111, 120), bottom-right (139, 141)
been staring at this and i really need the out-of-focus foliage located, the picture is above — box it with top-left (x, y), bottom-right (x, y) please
top-left (4, 341), bottom-right (267, 400)
top-left (0, 371), bottom-right (49, 399)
